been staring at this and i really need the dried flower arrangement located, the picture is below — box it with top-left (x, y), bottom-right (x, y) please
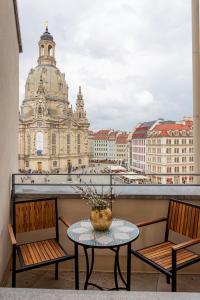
top-left (73, 185), bottom-right (114, 210)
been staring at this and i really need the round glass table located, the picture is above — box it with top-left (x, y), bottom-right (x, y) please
top-left (67, 218), bottom-right (139, 290)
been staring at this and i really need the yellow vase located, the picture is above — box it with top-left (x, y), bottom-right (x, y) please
top-left (90, 207), bottom-right (112, 231)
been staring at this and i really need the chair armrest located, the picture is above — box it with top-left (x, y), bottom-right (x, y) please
top-left (8, 224), bottom-right (17, 245)
top-left (172, 237), bottom-right (200, 251)
top-left (58, 216), bottom-right (71, 228)
top-left (136, 217), bottom-right (167, 228)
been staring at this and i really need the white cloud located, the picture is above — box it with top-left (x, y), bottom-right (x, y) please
top-left (18, 0), bottom-right (192, 130)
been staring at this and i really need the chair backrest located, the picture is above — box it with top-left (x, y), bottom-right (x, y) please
top-left (167, 199), bottom-right (200, 238)
top-left (14, 198), bottom-right (57, 233)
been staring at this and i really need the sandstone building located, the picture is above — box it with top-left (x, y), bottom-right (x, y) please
top-left (19, 27), bottom-right (89, 172)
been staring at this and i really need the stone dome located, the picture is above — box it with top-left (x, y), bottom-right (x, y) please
top-left (25, 64), bottom-right (68, 100)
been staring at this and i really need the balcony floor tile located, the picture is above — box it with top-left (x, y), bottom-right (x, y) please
top-left (6, 271), bottom-right (200, 292)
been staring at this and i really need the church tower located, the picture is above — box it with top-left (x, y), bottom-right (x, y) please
top-left (75, 86), bottom-right (87, 121)
top-left (38, 26), bottom-right (56, 66)
top-left (19, 27), bottom-right (90, 172)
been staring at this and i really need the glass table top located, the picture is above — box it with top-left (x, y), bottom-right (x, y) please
top-left (67, 218), bottom-right (139, 248)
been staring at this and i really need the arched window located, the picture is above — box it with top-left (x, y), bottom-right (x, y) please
top-left (36, 132), bottom-right (44, 155)
top-left (41, 45), bottom-right (44, 56)
top-left (48, 45), bottom-right (53, 56)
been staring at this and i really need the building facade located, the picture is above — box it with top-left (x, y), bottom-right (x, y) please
top-left (127, 120), bottom-right (160, 173)
top-left (116, 133), bottom-right (128, 165)
top-left (19, 27), bottom-right (89, 172)
top-left (92, 130), bottom-right (128, 164)
top-left (146, 118), bottom-right (194, 184)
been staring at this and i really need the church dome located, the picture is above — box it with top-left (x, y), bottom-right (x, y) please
top-left (24, 27), bottom-right (68, 101)
top-left (25, 64), bottom-right (68, 100)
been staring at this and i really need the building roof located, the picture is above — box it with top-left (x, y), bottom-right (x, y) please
top-left (131, 120), bottom-right (158, 139)
top-left (148, 121), bottom-right (193, 137)
top-left (116, 133), bottom-right (128, 144)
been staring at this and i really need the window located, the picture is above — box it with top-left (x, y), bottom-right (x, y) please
top-left (167, 157), bottom-right (172, 163)
top-left (52, 145), bottom-right (56, 155)
top-left (36, 132), bottom-right (44, 155)
top-left (166, 148), bottom-right (171, 154)
top-left (174, 157), bottom-right (179, 163)
top-left (182, 166), bottom-right (187, 173)
top-left (182, 157), bottom-right (187, 163)
top-left (48, 45), bottom-right (53, 56)
top-left (182, 139), bottom-right (186, 145)
top-left (41, 45), bottom-right (44, 56)
top-left (27, 134), bottom-right (31, 154)
top-left (52, 133), bottom-right (56, 155)
top-left (53, 161), bottom-right (57, 167)
top-left (167, 167), bottom-right (172, 173)
top-left (174, 148), bottom-right (179, 154)
top-left (25, 161), bottom-right (29, 167)
top-left (77, 145), bottom-right (80, 154)
top-left (174, 167), bottom-right (179, 173)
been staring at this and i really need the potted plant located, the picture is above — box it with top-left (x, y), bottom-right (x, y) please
top-left (74, 185), bottom-right (114, 231)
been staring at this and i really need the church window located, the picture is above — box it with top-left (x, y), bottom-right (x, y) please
top-left (77, 133), bottom-right (81, 144)
top-left (67, 133), bottom-right (70, 144)
top-left (48, 45), bottom-right (53, 56)
top-left (52, 133), bottom-right (56, 155)
top-left (25, 161), bottom-right (29, 168)
top-left (79, 112), bottom-right (82, 118)
top-left (41, 45), bottom-right (44, 56)
top-left (77, 145), bottom-right (80, 154)
top-left (52, 133), bottom-right (56, 144)
top-left (27, 134), bottom-right (31, 154)
top-left (36, 132), bottom-right (44, 155)
top-left (53, 161), bottom-right (57, 167)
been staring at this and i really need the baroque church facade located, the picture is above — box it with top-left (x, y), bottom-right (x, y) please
top-left (19, 27), bottom-right (89, 172)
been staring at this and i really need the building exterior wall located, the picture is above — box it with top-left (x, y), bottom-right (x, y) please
top-left (0, 0), bottom-right (21, 282)
top-left (146, 120), bottom-right (194, 184)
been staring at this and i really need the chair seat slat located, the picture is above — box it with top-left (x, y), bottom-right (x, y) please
top-left (138, 241), bottom-right (198, 270)
top-left (18, 239), bottom-right (67, 267)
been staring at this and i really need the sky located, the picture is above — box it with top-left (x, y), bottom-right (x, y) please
top-left (18, 0), bottom-right (192, 131)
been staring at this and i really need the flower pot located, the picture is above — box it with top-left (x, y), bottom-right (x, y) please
top-left (90, 207), bottom-right (112, 231)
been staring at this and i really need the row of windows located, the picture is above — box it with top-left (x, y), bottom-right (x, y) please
top-left (147, 165), bottom-right (194, 173)
top-left (148, 139), bottom-right (193, 145)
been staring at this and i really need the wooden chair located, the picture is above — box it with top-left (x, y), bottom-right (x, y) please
top-left (131, 198), bottom-right (200, 292)
top-left (8, 198), bottom-right (76, 288)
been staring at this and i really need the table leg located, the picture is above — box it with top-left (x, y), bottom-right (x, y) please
top-left (74, 243), bottom-right (79, 290)
top-left (114, 246), bottom-right (120, 290)
top-left (83, 246), bottom-right (95, 290)
top-left (127, 243), bottom-right (131, 291)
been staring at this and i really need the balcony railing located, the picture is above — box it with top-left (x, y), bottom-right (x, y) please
top-left (11, 172), bottom-right (200, 199)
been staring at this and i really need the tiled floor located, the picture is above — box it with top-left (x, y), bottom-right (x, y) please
top-left (6, 270), bottom-right (200, 292)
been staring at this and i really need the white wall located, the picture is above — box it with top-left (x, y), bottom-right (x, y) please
top-left (0, 0), bottom-right (20, 282)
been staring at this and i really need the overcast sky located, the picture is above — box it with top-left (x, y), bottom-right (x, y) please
top-left (18, 0), bottom-right (192, 131)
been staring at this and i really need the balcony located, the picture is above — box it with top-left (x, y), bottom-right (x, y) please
top-left (5, 173), bottom-right (200, 298)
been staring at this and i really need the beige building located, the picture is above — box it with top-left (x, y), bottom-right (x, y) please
top-left (116, 133), bottom-right (128, 165)
top-left (146, 118), bottom-right (194, 184)
top-left (19, 27), bottom-right (89, 172)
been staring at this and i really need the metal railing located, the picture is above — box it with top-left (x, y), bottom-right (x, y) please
top-left (11, 172), bottom-right (200, 199)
